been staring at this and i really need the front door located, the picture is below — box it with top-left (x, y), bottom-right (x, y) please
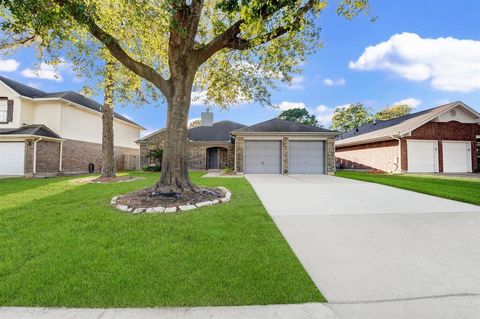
top-left (207, 147), bottom-right (219, 169)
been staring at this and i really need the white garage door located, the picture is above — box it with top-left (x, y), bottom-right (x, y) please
top-left (244, 140), bottom-right (282, 174)
top-left (0, 142), bottom-right (25, 176)
top-left (289, 141), bottom-right (325, 174)
top-left (443, 141), bottom-right (472, 173)
top-left (407, 140), bottom-right (438, 173)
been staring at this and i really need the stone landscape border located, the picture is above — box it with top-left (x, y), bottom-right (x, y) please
top-left (111, 186), bottom-right (232, 214)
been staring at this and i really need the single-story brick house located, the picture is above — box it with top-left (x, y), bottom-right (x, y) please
top-left (336, 101), bottom-right (480, 173)
top-left (137, 111), bottom-right (339, 174)
top-left (0, 76), bottom-right (144, 177)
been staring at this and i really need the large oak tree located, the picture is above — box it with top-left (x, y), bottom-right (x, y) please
top-left (0, 0), bottom-right (369, 194)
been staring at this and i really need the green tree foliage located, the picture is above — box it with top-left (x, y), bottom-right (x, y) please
top-left (278, 107), bottom-right (319, 127)
top-left (0, 0), bottom-right (369, 193)
top-left (331, 103), bottom-right (373, 132)
top-left (375, 104), bottom-right (412, 121)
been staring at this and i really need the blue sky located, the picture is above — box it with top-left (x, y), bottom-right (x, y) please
top-left (1, 0), bottom-right (479, 136)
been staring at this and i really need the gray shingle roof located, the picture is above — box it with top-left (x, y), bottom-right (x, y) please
top-left (232, 118), bottom-right (339, 134)
top-left (0, 124), bottom-right (61, 138)
top-left (338, 108), bottom-right (434, 140)
top-left (188, 121), bottom-right (246, 141)
top-left (0, 76), bottom-right (143, 128)
top-left (336, 101), bottom-right (480, 147)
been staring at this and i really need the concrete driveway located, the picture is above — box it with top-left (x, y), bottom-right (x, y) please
top-left (246, 174), bottom-right (480, 319)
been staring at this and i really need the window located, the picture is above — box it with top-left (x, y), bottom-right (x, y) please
top-left (0, 99), bottom-right (7, 123)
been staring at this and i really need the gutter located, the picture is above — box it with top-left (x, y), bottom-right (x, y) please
top-left (231, 131), bottom-right (340, 137)
top-left (0, 134), bottom-right (63, 142)
top-left (389, 132), bottom-right (411, 173)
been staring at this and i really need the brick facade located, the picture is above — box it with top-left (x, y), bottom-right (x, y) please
top-left (336, 121), bottom-right (479, 173)
top-left (401, 121), bottom-right (479, 172)
top-left (336, 140), bottom-right (399, 172)
top-left (23, 138), bottom-right (139, 177)
top-left (138, 132), bottom-right (235, 170)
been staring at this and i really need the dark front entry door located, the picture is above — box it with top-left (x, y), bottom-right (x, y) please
top-left (207, 147), bottom-right (219, 169)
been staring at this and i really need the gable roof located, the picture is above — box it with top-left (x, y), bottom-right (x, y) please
top-left (0, 76), bottom-right (144, 129)
top-left (137, 120), bottom-right (247, 143)
top-left (188, 120), bottom-right (246, 141)
top-left (0, 124), bottom-right (61, 139)
top-left (336, 101), bottom-right (480, 147)
top-left (232, 118), bottom-right (339, 134)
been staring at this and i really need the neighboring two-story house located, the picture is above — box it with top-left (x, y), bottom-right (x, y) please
top-left (0, 76), bottom-right (144, 177)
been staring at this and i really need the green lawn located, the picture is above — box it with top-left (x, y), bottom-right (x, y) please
top-left (336, 171), bottom-right (480, 206)
top-left (0, 172), bottom-right (322, 307)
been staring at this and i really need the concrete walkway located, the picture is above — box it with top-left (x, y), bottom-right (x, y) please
top-left (246, 174), bottom-right (480, 319)
top-left (0, 303), bottom-right (336, 319)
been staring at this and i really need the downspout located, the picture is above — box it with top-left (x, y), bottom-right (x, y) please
top-left (59, 140), bottom-right (63, 172)
top-left (391, 135), bottom-right (402, 174)
top-left (33, 137), bottom-right (43, 176)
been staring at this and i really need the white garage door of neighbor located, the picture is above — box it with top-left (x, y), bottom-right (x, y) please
top-left (244, 140), bottom-right (282, 174)
top-left (0, 142), bottom-right (25, 176)
top-left (407, 140), bottom-right (438, 173)
top-left (289, 141), bottom-right (325, 174)
top-left (443, 141), bottom-right (472, 173)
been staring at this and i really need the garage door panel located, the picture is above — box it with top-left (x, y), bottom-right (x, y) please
top-left (289, 141), bottom-right (324, 174)
top-left (407, 140), bottom-right (438, 173)
top-left (245, 141), bottom-right (281, 174)
top-left (0, 142), bottom-right (25, 175)
top-left (443, 141), bottom-right (472, 173)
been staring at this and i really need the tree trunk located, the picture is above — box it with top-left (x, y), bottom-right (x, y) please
top-left (101, 61), bottom-right (116, 178)
top-left (154, 70), bottom-right (198, 194)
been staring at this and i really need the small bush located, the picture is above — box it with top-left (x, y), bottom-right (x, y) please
top-left (222, 167), bottom-right (234, 175)
top-left (143, 165), bottom-right (161, 172)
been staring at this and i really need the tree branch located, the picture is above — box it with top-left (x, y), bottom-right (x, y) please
top-left (195, 0), bottom-right (315, 65)
top-left (53, 0), bottom-right (170, 97)
top-left (0, 34), bottom-right (39, 50)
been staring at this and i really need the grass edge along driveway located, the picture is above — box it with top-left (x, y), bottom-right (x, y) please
top-left (335, 171), bottom-right (480, 206)
top-left (0, 172), bottom-right (323, 307)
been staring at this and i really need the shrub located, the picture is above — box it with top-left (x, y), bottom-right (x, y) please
top-left (143, 165), bottom-right (161, 172)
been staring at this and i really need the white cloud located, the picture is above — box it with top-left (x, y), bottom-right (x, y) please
top-left (323, 77), bottom-right (346, 86)
top-left (392, 97), bottom-right (422, 108)
top-left (0, 59), bottom-right (19, 72)
top-left (188, 117), bottom-right (201, 127)
top-left (190, 91), bottom-right (207, 106)
top-left (314, 103), bottom-right (350, 127)
top-left (350, 32), bottom-right (480, 92)
top-left (287, 76), bottom-right (304, 90)
top-left (21, 62), bottom-right (63, 81)
top-left (276, 101), bottom-right (306, 111)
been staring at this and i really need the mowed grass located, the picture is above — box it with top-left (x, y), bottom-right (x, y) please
top-left (0, 172), bottom-right (322, 307)
top-left (336, 171), bottom-right (480, 206)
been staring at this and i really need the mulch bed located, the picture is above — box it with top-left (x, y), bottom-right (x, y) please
top-left (115, 186), bottom-right (225, 209)
top-left (71, 176), bottom-right (144, 184)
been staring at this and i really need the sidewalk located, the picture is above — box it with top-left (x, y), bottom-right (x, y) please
top-left (0, 303), bottom-right (337, 319)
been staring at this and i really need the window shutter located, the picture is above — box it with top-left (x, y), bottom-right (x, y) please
top-left (6, 100), bottom-right (13, 122)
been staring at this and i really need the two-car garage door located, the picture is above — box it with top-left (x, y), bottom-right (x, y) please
top-left (244, 140), bottom-right (325, 174)
top-left (407, 140), bottom-right (472, 173)
top-left (0, 142), bottom-right (25, 176)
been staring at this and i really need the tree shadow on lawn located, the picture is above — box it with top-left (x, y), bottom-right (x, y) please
top-left (0, 175), bottom-right (322, 307)
top-left (0, 176), bottom-right (74, 197)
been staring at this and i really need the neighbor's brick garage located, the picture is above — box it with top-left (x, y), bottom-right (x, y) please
top-left (401, 121), bottom-right (479, 172)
